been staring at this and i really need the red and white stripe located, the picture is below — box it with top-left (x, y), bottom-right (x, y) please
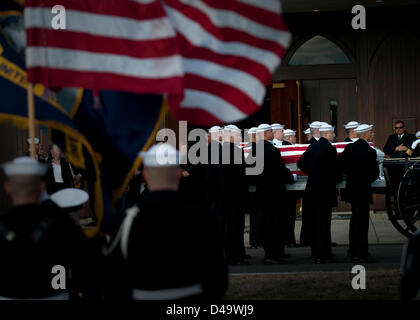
top-left (163, 0), bottom-right (291, 125)
top-left (25, 0), bottom-right (184, 94)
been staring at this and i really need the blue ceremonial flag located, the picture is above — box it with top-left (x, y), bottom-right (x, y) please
top-left (69, 90), bottom-right (165, 202)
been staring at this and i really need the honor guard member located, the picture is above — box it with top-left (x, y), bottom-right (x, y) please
top-left (344, 121), bottom-right (360, 142)
top-left (384, 120), bottom-right (416, 158)
top-left (340, 124), bottom-right (379, 262)
top-left (246, 127), bottom-right (261, 249)
top-left (256, 124), bottom-right (295, 264)
top-left (271, 123), bottom-right (285, 146)
top-left (0, 157), bottom-right (90, 300)
top-left (284, 129), bottom-right (296, 145)
top-left (103, 144), bottom-right (227, 300)
top-left (221, 125), bottom-right (248, 265)
top-left (304, 128), bottom-right (312, 144)
top-left (206, 126), bottom-right (224, 245)
top-left (299, 121), bottom-right (323, 246)
top-left (406, 131), bottom-right (420, 157)
top-left (25, 138), bottom-right (46, 162)
top-left (282, 129), bottom-right (298, 246)
top-left (297, 124), bottom-right (341, 263)
top-left (308, 121), bottom-right (323, 144)
top-left (401, 230), bottom-right (420, 300)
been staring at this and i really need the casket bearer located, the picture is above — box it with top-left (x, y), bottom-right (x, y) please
top-left (308, 121), bottom-right (323, 144)
top-left (344, 121), bottom-right (360, 142)
top-left (271, 123), bottom-right (285, 147)
top-left (256, 124), bottom-right (295, 264)
top-left (339, 124), bottom-right (379, 262)
top-left (297, 124), bottom-right (341, 263)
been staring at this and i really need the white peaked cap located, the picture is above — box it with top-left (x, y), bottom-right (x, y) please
top-left (1, 156), bottom-right (47, 176)
top-left (354, 124), bottom-right (373, 133)
top-left (208, 126), bottom-right (222, 133)
top-left (223, 124), bottom-right (241, 133)
top-left (304, 128), bottom-right (311, 134)
top-left (415, 131), bottom-right (420, 138)
top-left (50, 188), bottom-right (89, 209)
top-left (344, 121), bottom-right (360, 129)
top-left (256, 124), bottom-right (272, 133)
top-left (248, 127), bottom-right (257, 134)
top-left (271, 123), bottom-right (284, 130)
top-left (309, 121), bottom-right (323, 129)
top-left (319, 123), bottom-right (335, 132)
top-left (140, 143), bottom-right (179, 167)
top-left (284, 129), bottom-right (296, 137)
top-left (27, 138), bottom-right (40, 144)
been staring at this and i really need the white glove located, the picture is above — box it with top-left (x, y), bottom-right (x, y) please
top-left (411, 139), bottom-right (420, 149)
top-left (292, 173), bottom-right (297, 182)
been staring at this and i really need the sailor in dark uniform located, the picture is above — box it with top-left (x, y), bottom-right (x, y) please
top-left (256, 124), bottom-right (296, 264)
top-left (297, 124), bottom-right (341, 263)
top-left (271, 123), bottom-right (286, 147)
top-left (282, 130), bottom-right (298, 246)
top-left (406, 131), bottom-right (420, 158)
top-left (304, 128), bottom-right (312, 144)
top-left (0, 157), bottom-right (91, 300)
top-left (245, 127), bottom-right (261, 249)
top-left (340, 124), bottom-right (379, 262)
top-left (221, 125), bottom-right (248, 265)
top-left (307, 121), bottom-right (323, 144)
top-left (103, 144), bottom-right (227, 300)
top-left (300, 121), bottom-right (323, 246)
top-left (343, 121), bottom-right (360, 142)
top-left (25, 138), bottom-right (47, 162)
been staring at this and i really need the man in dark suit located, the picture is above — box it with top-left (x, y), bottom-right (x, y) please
top-left (383, 120), bottom-right (416, 158)
top-left (343, 121), bottom-right (360, 142)
top-left (340, 124), bottom-right (379, 262)
top-left (297, 123), bottom-right (341, 263)
top-left (256, 124), bottom-right (295, 264)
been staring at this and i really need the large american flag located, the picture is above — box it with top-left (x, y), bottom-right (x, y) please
top-left (25, 0), bottom-right (291, 126)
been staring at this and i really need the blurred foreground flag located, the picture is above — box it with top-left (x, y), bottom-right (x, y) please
top-left (25, 0), bottom-right (291, 125)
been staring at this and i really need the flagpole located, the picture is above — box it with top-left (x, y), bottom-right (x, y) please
top-left (27, 83), bottom-right (36, 158)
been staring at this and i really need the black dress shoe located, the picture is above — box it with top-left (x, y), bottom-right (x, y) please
top-left (331, 242), bottom-right (338, 247)
top-left (280, 253), bottom-right (292, 259)
top-left (264, 258), bottom-right (288, 265)
top-left (243, 254), bottom-right (252, 260)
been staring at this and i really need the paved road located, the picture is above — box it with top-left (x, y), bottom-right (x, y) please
top-left (229, 244), bottom-right (405, 274)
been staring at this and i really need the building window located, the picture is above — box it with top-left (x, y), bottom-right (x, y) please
top-left (288, 35), bottom-right (351, 65)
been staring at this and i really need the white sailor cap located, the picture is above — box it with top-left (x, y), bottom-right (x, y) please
top-left (354, 124), bottom-right (373, 133)
top-left (208, 126), bottom-right (222, 133)
top-left (344, 121), bottom-right (360, 129)
top-left (256, 124), bottom-right (272, 133)
top-left (271, 123), bottom-right (284, 130)
top-left (319, 123), bottom-right (335, 132)
top-left (50, 188), bottom-right (89, 210)
top-left (27, 138), bottom-right (40, 144)
top-left (284, 129), bottom-right (296, 137)
top-left (309, 121), bottom-right (323, 129)
top-left (140, 143), bottom-right (179, 167)
top-left (416, 131), bottom-right (420, 138)
top-left (304, 128), bottom-right (311, 134)
top-left (1, 156), bottom-right (47, 177)
top-left (248, 127), bottom-right (257, 134)
top-left (223, 124), bottom-right (241, 133)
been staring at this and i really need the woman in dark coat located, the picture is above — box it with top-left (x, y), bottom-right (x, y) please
top-left (45, 145), bottom-right (74, 194)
